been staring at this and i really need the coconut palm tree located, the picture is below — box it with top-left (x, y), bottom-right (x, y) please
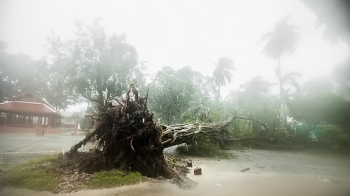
top-left (260, 16), bottom-right (299, 63)
top-left (213, 57), bottom-right (234, 100)
top-left (274, 72), bottom-right (301, 129)
top-left (260, 16), bottom-right (300, 130)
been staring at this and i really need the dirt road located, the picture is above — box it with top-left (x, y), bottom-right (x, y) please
top-left (1, 149), bottom-right (349, 196)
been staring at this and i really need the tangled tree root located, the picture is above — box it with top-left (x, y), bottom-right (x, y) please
top-left (68, 84), bottom-right (174, 178)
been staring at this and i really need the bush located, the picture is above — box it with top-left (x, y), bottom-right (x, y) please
top-left (176, 139), bottom-right (232, 158)
top-left (314, 125), bottom-right (350, 151)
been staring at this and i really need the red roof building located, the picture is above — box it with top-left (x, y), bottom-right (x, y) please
top-left (0, 93), bottom-right (62, 127)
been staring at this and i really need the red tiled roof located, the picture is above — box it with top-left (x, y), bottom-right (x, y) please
top-left (0, 101), bottom-right (61, 116)
top-left (11, 93), bottom-right (56, 110)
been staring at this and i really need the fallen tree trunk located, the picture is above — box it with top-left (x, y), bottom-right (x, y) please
top-left (161, 116), bottom-right (234, 148)
top-left (68, 84), bottom-right (269, 178)
top-left (161, 116), bottom-right (268, 149)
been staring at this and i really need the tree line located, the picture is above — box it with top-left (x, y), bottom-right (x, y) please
top-left (0, 18), bottom-right (349, 150)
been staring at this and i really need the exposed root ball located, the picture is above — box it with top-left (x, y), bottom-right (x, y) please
top-left (69, 84), bottom-right (174, 178)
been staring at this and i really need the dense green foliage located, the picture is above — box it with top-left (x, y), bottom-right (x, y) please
top-left (176, 141), bottom-right (232, 158)
top-left (149, 66), bottom-right (196, 125)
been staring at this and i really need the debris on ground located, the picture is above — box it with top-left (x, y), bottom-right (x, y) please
top-left (52, 172), bottom-right (91, 194)
top-left (241, 167), bottom-right (250, 172)
top-left (194, 167), bottom-right (202, 175)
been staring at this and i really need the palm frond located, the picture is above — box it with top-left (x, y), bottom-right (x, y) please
top-left (213, 57), bottom-right (234, 87)
top-left (281, 72), bottom-right (301, 90)
top-left (260, 16), bottom-right (300, 59)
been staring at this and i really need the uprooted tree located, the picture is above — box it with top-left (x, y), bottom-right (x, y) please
top-left (68, 84), bottom-right (267, 178)
top-left (69, 84), bottom-right (174, 178)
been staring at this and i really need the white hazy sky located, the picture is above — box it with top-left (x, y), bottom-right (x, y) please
top-left (0, 0), bottom-right (349, 97)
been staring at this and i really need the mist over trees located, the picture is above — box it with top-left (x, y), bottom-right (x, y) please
top-left (0, 15), bottom-right (349, 151)
top-left (0, 41), bottom-right (61, 108)
top-left (46, 20), bottom-right (143, 108)
top-left (259, 16), bottom-right (300, 131)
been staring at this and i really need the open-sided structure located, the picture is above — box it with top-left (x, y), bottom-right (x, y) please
top-left (0, 93), bottom-right (62, 128)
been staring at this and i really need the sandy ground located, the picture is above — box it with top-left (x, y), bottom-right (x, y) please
top-left (1, 149), bottom-right (349, 196)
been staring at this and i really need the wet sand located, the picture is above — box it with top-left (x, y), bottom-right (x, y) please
top-left (1, 149), bottom-right (349, 196)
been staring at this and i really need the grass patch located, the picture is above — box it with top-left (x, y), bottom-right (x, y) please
top-left (6, 154), bottom-right (60, 190)
top-left (88, 170), bottom-right (144, 188)
top-left (4, 154), bottom-right (147, 191)
top-left (18, 154), bottom-right (57, 167)
top-left (3, 154), bottom-right (147, 191)
top-left (7, 169), bottom-right (59, 190)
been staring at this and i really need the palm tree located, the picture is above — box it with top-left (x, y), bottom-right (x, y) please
top-left (213, 57), bottom-right (234, 100)
top-left (260, 16), bottom-right (300, 130)
top-left (260, 16), bottom-right (299, 62)
top-left (274, 72), bottom-right (301, 129)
